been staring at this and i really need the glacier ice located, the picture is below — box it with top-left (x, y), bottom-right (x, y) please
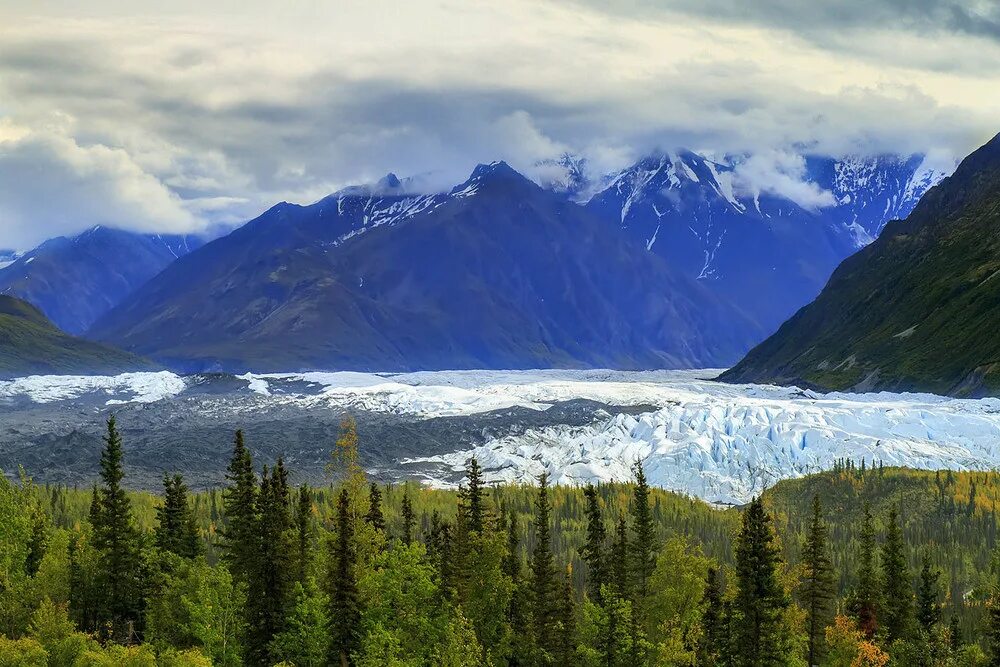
top-left (4, 368), bottom-right (1000, 504)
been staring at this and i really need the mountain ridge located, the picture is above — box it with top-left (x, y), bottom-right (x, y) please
top-left (720, 132), bottom-right (1000, 396)
top-left (89, 162), bottom-right (762, 373)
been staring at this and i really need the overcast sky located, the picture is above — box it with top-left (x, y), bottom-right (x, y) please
top-left (1, 0), bottom-right (998, 248)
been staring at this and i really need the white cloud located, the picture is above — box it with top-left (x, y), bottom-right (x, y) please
top-left (0, 124), bottom-right (198, 248)
top-left (732, 151), bottom-right (837, 211)
top-left (0, 1), bottom-right (996, 245)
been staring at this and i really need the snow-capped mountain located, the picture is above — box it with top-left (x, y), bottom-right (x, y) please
top-left (806, 152), bottom-right (953, 243)
top-left (0, 249), bottom-right (24, 270)
top-left (0, 227), bottom-right (203, 334)
top-left (583, 149), bottom-right (951, 335)
top-left (89, 162), bottom-right (762, 372)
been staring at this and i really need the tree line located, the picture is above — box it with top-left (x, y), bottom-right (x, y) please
top-left (2, 416), bottom-right (1000, 665)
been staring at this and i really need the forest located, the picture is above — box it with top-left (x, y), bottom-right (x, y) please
top-left (3, 415), bottom-right (1000, 666)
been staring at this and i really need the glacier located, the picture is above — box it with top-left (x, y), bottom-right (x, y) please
top-left (4, 368), bottom-right (1000, 504)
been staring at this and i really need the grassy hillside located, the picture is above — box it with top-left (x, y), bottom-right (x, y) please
top-left (0, 295), bottom-right (157, 377)
top-left (722, 133), bottom-right (1000, 395)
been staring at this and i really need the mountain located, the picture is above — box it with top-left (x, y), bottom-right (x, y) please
top-left (721, 133), bottom-right (1000, 396)
top-left (0, 295), bottom-right (155, 377)
top-left (0, 227), bottom-right (202, 334)
top-left (89, 162), bottom-right (762, 372)
top-left (805, 152), bottom-right (953, 242)
top-left (584, 150), bottom-right (949, 335)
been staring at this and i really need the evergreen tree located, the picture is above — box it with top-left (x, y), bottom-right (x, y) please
top-left (849, 502), bottom-right (880, 637)
top-left (949, 613), bottom-right (961, 653)
top-left (916, 552), bottom-right (942, 634)
top-left (25, 510), bottom-right (48, 577)
top-left (246, 464), bottom-right (294, 666)
top-left (732, 496), bottom-right (788, 667)
top-left (701, 567), bottom-right (725, 667)
top-left (989, 587), bottom-right (1000, 666)
top-left (881, 507), bottom-right (913, 642)
top-left (630, 462), bottom-right (656, 603)
top-left (503, 506), bottom-right (532, 666)
top-left (556, 566), bottom-right (577, 665)
top-left (328, 489), bottom-right (360, 667)
top-left (90, 415), bottom-right (146, 642)
top-left (800, 494), bottom-right (835, 666)
top-left (221, 430), bottom-right (258, 585)
top-left (400, 488), bottom-right (415, 546)
top-left (154, 474), bottom-right (200, 559)
top-left (582, 484), bottom-right (608, 604)
top-left (295, 484), bottom-right (313, 585)
top-left (531, 472), bottom-right (560, 662)
top-left (462, 457), bottom-right (487, 534)
top-left (611, 516), bottom-right (630, 602)
top-left (365, 483), bottom-right (385, 533)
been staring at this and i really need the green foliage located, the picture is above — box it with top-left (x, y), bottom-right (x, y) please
top-left (801, 495), bottom-right (836, 666)
top-left (881, 507), bottom-right (913, 642)
top-left (90, 416), bottom-right (147, 641)
top-left (154, 475), bottom-right (201, 559)
top-left (733, 496), bottom-right (790, 667)
top-left (269, 579), bottom-right (329, 667)
top-left (15, 421), bottom-right (1000, 666)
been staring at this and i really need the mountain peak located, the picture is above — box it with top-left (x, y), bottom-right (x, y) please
top-left (377, 172), bottom-right (402, 190)
top-left (452, 161), bottom-right (538, 197)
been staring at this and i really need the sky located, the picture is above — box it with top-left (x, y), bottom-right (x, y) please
top-left (0, 0), bottom-right (998, 248)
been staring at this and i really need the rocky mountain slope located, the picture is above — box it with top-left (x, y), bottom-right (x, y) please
top-left (721, 133), bottom-right (1000, 396)
top-left (89, 162), bottom-right (761, 372)
top-left (0, 227), bottom-right (201, 334)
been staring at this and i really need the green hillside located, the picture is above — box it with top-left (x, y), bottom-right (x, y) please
top-left (723, 132), bottom-right (1000, 396)
top-left (0, 295), bottom-right (156, 377)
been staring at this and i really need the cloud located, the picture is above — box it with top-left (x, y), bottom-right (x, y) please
top-left (0, 124), bottom-right (198, 248)
top-left (732, 151), bottom-right (837, 211)
top-left (0, 1), bottom-right (997, 246)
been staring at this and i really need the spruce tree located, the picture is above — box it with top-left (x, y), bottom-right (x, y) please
top-left (849, 501), bottom-right (880, 637)
top-left (221, 430), bottom-right (258, 585)
top-left (531, 472), bottom-right (560, 662)
top-left (328, 488), bottom-right (360, 667)
top-left (294, 484), bottom-right (312, 584)
top-left (916, 552), bottom-right (942, 634)
top-left (611, 516), bottom-right (630, 602)
top-left (246, 464), bottom-right (294, 666)
top-left (733, 496), bottom-right (788, 667)
top-left (365, 482), bottom-right (385, 533)
top-left (950, 613), bottom-right (961, 653)
top-left (463, 457), bottom-right (487, 534)
top-left (582, 484), bottom-right (608, 604)
top-left (88, 416), bottom-right (147, 642)
top-left (400, 488), bottom-right (415, 545)
top-left (701, 567), bottom-right (725, 666)
top-left (881, 507), bottom-right (913, 642)
top-left (154, 473), bottom-right (200, 559)
top-left (800, 495), bottom-right (835, 666)
top-left (630, 462), bottom-right (656, 603)
top-left (556, 566), bottom-right (577, 665)
top-left (25, 510), bottom-right (48, 577)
